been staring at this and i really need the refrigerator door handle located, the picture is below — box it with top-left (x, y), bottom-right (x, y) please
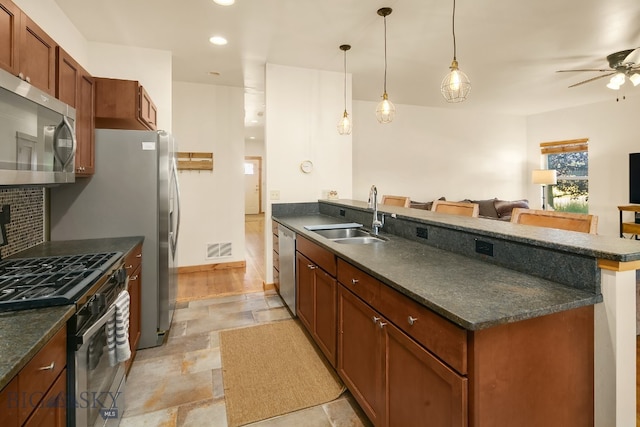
top-left (170, 157), bottom-right (181, 259)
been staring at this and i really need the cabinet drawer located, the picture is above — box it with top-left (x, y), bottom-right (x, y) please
top-left (18, 326), bottom-right (67, 424)
top-left (0, 376), bottom-right (18, 427)
top-left (337, 259), bottom-right (380, 305)
top-left (273, 233), bottom-right (279, 253)
top-left (377, 284), bottom-right (467, 375)
top-left (296, 236), bottom-right (336, 276)
top-left (273, 250), bottom-right (280, 271)
top-left (273, 267), bottom-right (279, 290)
top-left (271, 221), bottom-right (279, 235)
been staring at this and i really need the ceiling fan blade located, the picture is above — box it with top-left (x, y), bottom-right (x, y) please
top-left (623, 47), bottom-right (640, 65)
top-left (556, 69), bottom-right (612, 73)
top-left (568, 72), bottom-right (615, 88)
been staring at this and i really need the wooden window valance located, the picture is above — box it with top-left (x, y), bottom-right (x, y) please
top-left (539, 138), bottom-right (588, 155)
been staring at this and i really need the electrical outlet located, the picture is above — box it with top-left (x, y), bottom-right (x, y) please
top-left (416, 227), bottom-right (428, 239)
top-left (270, 190), bottom-right (280, 200)
top-left (339, 209), bottom-right (346, 217)
top-left (475, 239), bottom-right (494, 256)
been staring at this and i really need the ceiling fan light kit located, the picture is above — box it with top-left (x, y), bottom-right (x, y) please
top-left (338, 44), bottom-right (352, 135)
top-left (441, 0), bottom-right (471, 103)
top-left (557, 47), bottom-right (640, 91)
top-left (376, 7), bottom-right (396, 124)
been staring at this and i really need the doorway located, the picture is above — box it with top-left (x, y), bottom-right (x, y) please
top-left (244, 156), bottom-right (262, 214)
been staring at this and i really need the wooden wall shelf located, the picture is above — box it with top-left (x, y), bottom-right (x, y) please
top-left (177, 152), bottom-right (213, 171)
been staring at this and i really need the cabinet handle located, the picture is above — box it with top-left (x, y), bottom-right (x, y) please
top-left (378, 321), bottom-right (387, 329)
top-left (408, 316), bottom-right (418, 326)
top-left (372, 316), bottom-right (380, 324)
top-left (351, 278), bottom-right (359, 285)
top-left (18, 72), bottom-right (24, 80)
top-left (25, 76), bottom-right (31, 83)
top-left (307, 264), bottom-right (317, 270)
top-left (38, 362), bottom-right (55, 371)
top-left (126, 264), bottom-right (133, 269)
top-left (130, 275), bottom-right (139, 281)
top-left (136, 254), bottom-right (142, 258)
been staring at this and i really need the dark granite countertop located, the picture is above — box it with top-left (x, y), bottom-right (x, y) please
top-left (0, 305), bottom-right (74, 391)
top-left (273, 213), bottom-right (602, 331)
top-left (0, 236), bottom-right (144, 392)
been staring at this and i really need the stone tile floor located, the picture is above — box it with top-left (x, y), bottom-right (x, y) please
top-left (120, 290), bottom-right (372, 426)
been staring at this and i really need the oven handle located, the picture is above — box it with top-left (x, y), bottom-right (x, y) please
top-left (76, 304), bottom-right (116, 350)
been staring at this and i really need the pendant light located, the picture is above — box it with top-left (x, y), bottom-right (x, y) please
top-left (337, 44), bottom-right (352, 135)
top-left (441, 0), bottom-right (471, 103)
top-left (376, 7), bottom-right (395, 124)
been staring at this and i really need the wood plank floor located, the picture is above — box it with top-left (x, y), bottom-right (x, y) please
top-left (178, 214), bottom-right (640, 422)
top-left (176, 214), bottom-right (266, 302)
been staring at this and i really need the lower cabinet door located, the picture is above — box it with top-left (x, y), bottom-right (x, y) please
top-left (313, 268), bottom-right (337, 367)
top-left (337, 285), bottom-right (384, 426)
top-left (296, 252), bottom-right (315, 333)
top-left (385, 323), bottom-right (467, 427)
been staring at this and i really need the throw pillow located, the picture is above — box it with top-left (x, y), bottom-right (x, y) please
top-left (470, 198), bottom-right (499, 218)
top-left (494, 199), bottom-right (529, 218)
top-left (410, 196), bottom-right (446, 211)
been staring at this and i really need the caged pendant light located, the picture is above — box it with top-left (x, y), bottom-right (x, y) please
top-left (337, 44), bottom-right (352, 135)
top-left (376, 7), bottom-right (395, 124)
top-left (441, 0), bottom-right (471, 103)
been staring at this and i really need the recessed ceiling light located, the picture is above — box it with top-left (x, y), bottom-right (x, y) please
top-left (208, 71), bottom-right (221, 76)
top-left (213, 0), bottom-right (235, 5)
top-left (251, 120), bottom-right (258, 123)
top-left (249, 136), bottom-right (256, 140)
top-left (209, 36), bottom-right (228, 46)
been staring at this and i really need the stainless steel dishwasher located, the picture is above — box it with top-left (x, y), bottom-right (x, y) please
top-left (278, 224), bottom-right (296, 315)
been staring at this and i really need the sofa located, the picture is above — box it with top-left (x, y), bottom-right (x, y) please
top-left (409, 197), bottom-right (529, 221)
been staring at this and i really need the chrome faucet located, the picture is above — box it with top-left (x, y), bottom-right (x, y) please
top-left (369, 185), bottom-right (384, 235)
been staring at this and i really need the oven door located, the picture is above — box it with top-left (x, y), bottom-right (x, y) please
top-left (75, 304), bottom-right (126, 427)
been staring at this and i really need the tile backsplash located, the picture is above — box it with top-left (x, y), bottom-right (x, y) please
top-left (0, 188), bottom-right (44, 259)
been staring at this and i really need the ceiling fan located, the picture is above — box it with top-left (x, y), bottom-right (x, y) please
top-left (556, 48), bottom-right (640, 90)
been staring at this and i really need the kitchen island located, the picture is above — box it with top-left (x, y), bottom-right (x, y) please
top-left (273, 199), bottom-right (640, 427)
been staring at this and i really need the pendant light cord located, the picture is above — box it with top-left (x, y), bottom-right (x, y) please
top-left (451, 0), bottom-right (457, 60)
top-left (383, 15), bottom-right (388, 93)
top-left (343, 49), bottom-right (348, 110)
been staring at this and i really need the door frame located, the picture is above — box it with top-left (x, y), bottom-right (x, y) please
top-left (244, 156), bottom-right (263, 214)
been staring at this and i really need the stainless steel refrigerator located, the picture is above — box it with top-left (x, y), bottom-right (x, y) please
top-left (50, 129), bottom-right (181, 349)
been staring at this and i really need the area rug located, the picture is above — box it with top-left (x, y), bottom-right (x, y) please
top-left (219, 319), bottom-right (345, 426)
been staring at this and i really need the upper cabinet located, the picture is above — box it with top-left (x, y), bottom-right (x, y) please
top-left (0, 0), bottom-right (57, 95)
top-left (95, 77), bottom-right (158, 131)
top-left (56, 47), bottom-right (95, 176)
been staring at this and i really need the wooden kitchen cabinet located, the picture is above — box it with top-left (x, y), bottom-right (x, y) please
top-left (0, 0), bottom-right (20, 76)
top-left (295, 236), bottom-right (337, 367)
top-left (338, 284), bottom-right (467, 427)
top-left (124, 243), bottom-right (143, 375)
top-left (94, 77), bottom-right (158, 130)
top-left (0, 376), bottom-right (19, 427)
top-left (56, 47), bottom-right (95, 176)
top-left (22, 370), bottom-right (66, 427)
top-left (0, 0), bottom-right (57, 95)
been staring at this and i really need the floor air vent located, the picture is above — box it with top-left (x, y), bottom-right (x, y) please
top-left (206, 242), bottom-right (232, 259)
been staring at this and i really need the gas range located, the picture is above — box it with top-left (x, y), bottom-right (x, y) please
top-left (0, 252), bottom-right (123, 312)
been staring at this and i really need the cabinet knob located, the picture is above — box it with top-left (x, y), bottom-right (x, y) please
top-left (307, 264), bottom-right (317, 270)
top-left (351, 278), bottom-right (359, 285)
top-left (136, 254), bottom-right (142, 258)
top-left (18, 72), bottom-right (24, 80)
top-left (130, 275), bottom-right (139, 281)
top-left (372, 316), bottom-right (380, 324)
top-left (378, 321), bottom-right (387, 329)
top-left (408, 316), bottom-right (418, 326)
top-left (25, 76), bottom-right (31, 83)
top-left (38, 362), bottom-right (55, 371)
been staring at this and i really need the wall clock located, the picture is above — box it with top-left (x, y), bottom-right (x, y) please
top-left (300, 160), bottom-right (313, 173)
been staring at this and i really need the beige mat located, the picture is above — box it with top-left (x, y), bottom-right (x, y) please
top-left (219, 319), bottom-right (345, 426)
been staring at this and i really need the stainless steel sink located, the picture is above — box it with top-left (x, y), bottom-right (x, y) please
top-left (312, 228), bottom-right (371, 239)
top-left (311, 227), bottom-right (386, 244)
top-left (333, 236), bottom-right (386, 244)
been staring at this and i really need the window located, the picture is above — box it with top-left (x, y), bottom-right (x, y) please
top-left (540, 138), bottom-right (589, 213)
top-left (244, 162), bottom-right (254, 175)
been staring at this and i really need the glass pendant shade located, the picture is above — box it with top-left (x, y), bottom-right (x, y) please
top-left (441, 59), bottom-right (471, 102)
top-left (376, 93), bottom-right (396, 123)
top-left (630, 73), bottom-right (640, 87)
top-left (337, 110), bottom-right (352, 135)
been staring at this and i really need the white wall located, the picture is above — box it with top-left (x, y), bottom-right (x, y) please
top-left (352, 101), bottom-right (528, 203)
top-left (172, 81), bottom-right (245, 267)
top-left (264, 63), bottom-right (353, 283)
top-left (527, 96), bottom-right (640, 237)
top-left (88, 43), bottom-right (172, 133)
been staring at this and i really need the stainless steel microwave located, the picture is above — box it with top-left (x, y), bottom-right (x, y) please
top-left (0, 68), bottom-right (75, 186)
